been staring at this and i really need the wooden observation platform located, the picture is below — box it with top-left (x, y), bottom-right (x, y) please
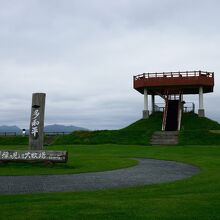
top-left (134, 70), bottom-right (214, 95)
top-left (133, 70), bottom-right (214, 132)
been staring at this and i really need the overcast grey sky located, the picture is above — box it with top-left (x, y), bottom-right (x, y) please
top-left (0, 0), bottom-right (220, 129)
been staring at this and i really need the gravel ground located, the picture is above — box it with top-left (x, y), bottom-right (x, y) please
top-left (0, 158), bottom-right (199, 195)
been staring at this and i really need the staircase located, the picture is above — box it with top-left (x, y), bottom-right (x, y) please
top-left (151, 90), bottom-right (181, 145)
top-left (150, 131), bottom-right (179, 145)
top-left (162, 91), bottom-right (182, 131)
top-left (165, 100), bottom-right (179, 131)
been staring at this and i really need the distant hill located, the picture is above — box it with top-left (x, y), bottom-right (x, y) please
top-left (0, 124), bottom-right (88, 134)
top-left (44, 124), bottom-right (88, 133)
top-left (0, 125), bottom-right (21, 134)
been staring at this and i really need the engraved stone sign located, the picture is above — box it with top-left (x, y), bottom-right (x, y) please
top-left (29, 93), bottom-right (46, 150)
top-left (0, 150), bottom-right (68, 163)
top-left (0, 93), bottom-right (68, 164)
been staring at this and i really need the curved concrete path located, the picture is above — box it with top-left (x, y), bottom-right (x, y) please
top-left (0, 159), bottom-right (199, 195)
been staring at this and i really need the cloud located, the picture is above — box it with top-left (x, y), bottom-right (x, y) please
top-left (0, 0), bottom-right (219, 129)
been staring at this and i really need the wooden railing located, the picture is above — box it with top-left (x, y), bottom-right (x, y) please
top-left (134, 70), bottom-right (214, 81)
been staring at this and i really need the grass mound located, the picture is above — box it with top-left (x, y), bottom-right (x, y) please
top-left (54, 112), bottom-right (220, 146)
top-left (54, 112), bottom-right (162, 145)
top-left (179, 112), bottom-right (220, 145)
top-left (0, 112), bottom-right (219, 146)
top-left (181, 112), bottom-right (220, 130)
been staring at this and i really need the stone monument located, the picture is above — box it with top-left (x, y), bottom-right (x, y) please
top-left (0, 93), bottom-right (68, 164)
top-left (29, 93), bottom-right (46, 150)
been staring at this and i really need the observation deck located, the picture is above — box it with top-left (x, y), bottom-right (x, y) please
top-left (133, 71), bottom-right (214, 95)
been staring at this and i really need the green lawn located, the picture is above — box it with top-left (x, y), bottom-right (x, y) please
top-left (0, 112), bottom-right (220, 219)
top-left (0, 144), bottom-right (220, 220)
top-left (0, 145), bottom-right (137, 176)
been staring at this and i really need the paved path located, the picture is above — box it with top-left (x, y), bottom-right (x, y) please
top-left (0, 159), bottom-right (199, 195)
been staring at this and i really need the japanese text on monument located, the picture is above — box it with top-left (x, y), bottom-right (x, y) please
top-left (31, 109), bottom-right (40, 138)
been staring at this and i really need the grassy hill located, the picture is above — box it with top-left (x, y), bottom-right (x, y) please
top-left (0, 112), bottom-right (220, 146)
top-left (54, 112), bottom-right (162, 145)
top-left (179, 112), bottom-right (220, 145)
top-left (53, 112), bottom-right (220, 146)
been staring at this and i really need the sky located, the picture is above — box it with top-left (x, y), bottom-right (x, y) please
top-left (0, 0), bottom-right (220, 130)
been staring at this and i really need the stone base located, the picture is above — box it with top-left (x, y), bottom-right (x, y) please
top-left (198, 109), bottom-right (205, 117)
top-left (143, 110), bottom-right (149, 119)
